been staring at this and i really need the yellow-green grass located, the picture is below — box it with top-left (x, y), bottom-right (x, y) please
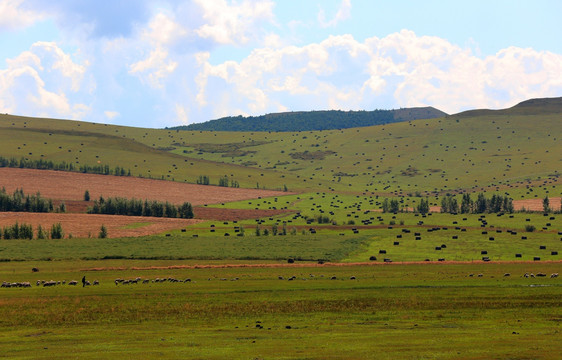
top-left (0, 115), bottom-right (302, 191)
top-left (1, 106), bottom-right (560, 194)
top-left (0, 260), bottom-right (560, 359)
top-left (0, 210), bottom-right (559, 262)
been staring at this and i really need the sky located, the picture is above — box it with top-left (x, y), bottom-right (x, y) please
top-left (0, 0), bottom-right (561, 128)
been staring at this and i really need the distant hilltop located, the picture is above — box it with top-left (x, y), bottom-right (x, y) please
top-left (452, 96), bottom-right (562, 117)
top-left (171, 106), bottom-right (448, 132)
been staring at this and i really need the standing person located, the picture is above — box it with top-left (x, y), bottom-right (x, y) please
top-left (82, 276), bottom-right (86, 287)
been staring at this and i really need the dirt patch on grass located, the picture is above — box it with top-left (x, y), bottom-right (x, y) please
top-left (82, 259), bottom-right (562, 272)
top-left (193, 207), bottom-right (293, 221)
top-left (513, 197), bottom-right (561, 212)
top-left (0, 168), bottom-right (290, 205)
top-left (0, 213), bottom-right (201, 238)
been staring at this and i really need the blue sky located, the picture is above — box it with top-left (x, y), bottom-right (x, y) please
top-left (1, 0), bottom-right (560, 128)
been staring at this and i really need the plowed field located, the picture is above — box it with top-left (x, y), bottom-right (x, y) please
top-left (0, 212), bottom-right (201, 238)
top-left (513, 197), bottom-right (561, 211)
top-left (0, 168), bottom-right (289, 205)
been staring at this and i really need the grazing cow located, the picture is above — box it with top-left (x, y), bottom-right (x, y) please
top-left (93, 280), bottom-right (99, 285)
top-left (68, 280), bottom-right (78, 286)
top-left (504, 273), bottom-right (510, 277)
top-left (551, 273), bottom-right (559, 278)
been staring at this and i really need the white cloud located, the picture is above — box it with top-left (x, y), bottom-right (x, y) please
top-left (104, 110), bottom-right (119, 119)
top-left (175, 104), bottom-right (189, 124)
top-left (129, 47), bottom-right (178, 88)
top-left (0, 0), bottom-right (43, 31)
top-left (318, 0), bottom-right (351, 28)
top-left (194, 0), bottom-right (275, 45)
top-left (193, 30), bottom-right (562, 118)
top-left (0, 42), bottom-right (90, 119)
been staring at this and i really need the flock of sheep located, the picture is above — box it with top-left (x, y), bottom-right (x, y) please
top-left (1, 279), bottom-right (99, 288)
top-left (2, 272), bottom-right (558, 289)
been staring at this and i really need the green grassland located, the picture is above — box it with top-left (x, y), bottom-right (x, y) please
top-left (0, 99), bottom-right (561, 359)
top-left (0, 261), bottom-right (560, 359)
top-left (1, 98), bottom-right (561, 193)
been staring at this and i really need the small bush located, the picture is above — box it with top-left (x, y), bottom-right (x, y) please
top-left (525, 225), bottom-right (536, 232)
top-left (99, 225), bottom-right (108, 239)
top-left (50, 223), bottom-right (64, 239)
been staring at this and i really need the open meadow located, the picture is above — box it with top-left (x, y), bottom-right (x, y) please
top-left (0, 99), bottom-right (560, 358)
top-left (0, 260), bottom-right (560, 359)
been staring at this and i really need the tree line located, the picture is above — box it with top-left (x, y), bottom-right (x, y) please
top-left (87, 196), bottom-right (194, 218)
top-left (197, 175), bottom-right (239, 188)
top-left (442, 193), bottom-right (514, 214)
top-left (1, 222), bottom-right (108, 240)
top-left (0, 188), bottom-right (59, 213)
top-left (1, 222), bottom-right (63, 240)
top-left (0, 156), bottom-right (131, 177)
top-left (170, 107), bottom-right (445, 132)
top-left (381, 193), bottom-right (514, 214)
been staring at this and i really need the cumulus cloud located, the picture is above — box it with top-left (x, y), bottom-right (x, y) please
top-left (0, 0), bottom-right (43, 31)
top-left (192, 30), bottom-right (562, 118)
top-left (2, 1), bottom-right (560, 127)
top-left (23, 0), bottom-right (151, 38)
top-left (104, 110), bottom-right (119, 119)
top-left (129, 47), bottom-right (178, 88)
top-left (194, 0), bottom-right (275, 45)
top-left (318, 0), bottom-right (351, 28)
top-left (0, 42), bottom-right (90, 119)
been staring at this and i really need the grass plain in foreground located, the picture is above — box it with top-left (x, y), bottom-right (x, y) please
top-left (0, 261), bottom-right (560, 359)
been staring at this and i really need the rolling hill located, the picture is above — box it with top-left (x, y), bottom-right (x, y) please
top-left (0, 97), bottom-right (560, 195)
top-left (171, 107), bottom-right (447, 132)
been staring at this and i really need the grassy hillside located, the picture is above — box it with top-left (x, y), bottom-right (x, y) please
top-left (0, 97), bottom-right (560, 194)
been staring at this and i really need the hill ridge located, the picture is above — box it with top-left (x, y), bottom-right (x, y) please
top-left (452, 96), bottom-right (562, 117)
top-left (171, 106), bottom-right (447, 132)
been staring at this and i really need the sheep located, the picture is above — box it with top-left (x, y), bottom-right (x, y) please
top-left (68, 280), bottom-right (78, 286)
top-left (93, 280), bottom-right (99, 285)
top-left (503, 273), bottom-right (511, 277)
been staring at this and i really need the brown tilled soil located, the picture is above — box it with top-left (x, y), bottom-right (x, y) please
top-left (82, 259), bottom-right (562, 272)
top-left (0, 212), bottom-right (202, 238)
top-left (192, 207), bottom-right (293, 221)
top-left (0, 169), bottom-right (296, 237)
top-left (0, 168), bottom-right (289, 205)
top-left (513, 197), bottom-right (561, 212)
